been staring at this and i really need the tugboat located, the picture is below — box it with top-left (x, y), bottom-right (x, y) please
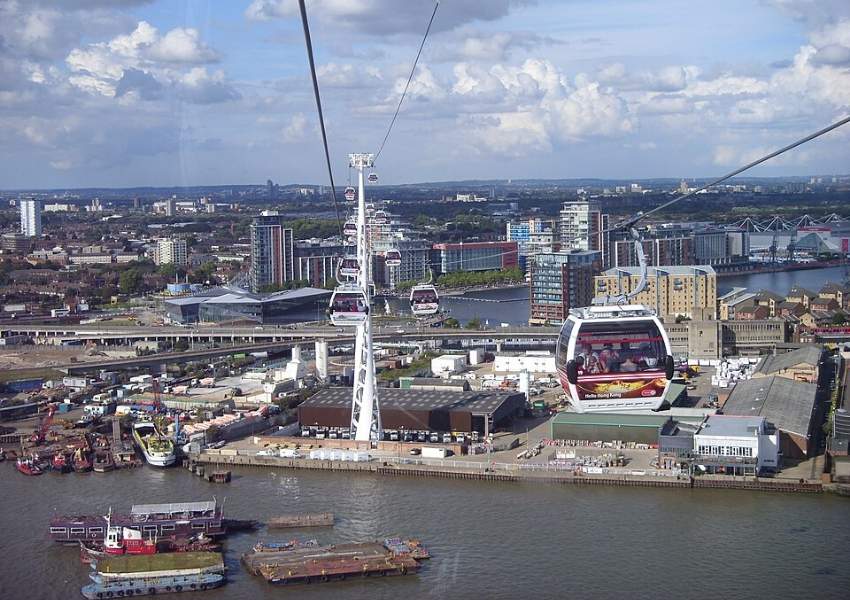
top-left (73, 447), bottom-right (93, 473)
top-left (16, 456), bottom-right (43, 476)
top-left (51, 451), bottom-right (72, 473)
top-left (133, 421), bottom-right (176, 467)
top-left (93, 449), bottom-right (115, 473)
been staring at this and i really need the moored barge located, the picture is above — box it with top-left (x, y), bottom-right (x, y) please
top-left (49, 500), bottom-right (227, 544)
top-left (81, 552), bottom-right (226, 599)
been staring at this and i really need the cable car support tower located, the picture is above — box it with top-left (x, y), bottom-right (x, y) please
top-left (349, 153), bottom-right (381, 442)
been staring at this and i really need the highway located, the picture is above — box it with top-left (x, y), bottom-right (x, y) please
top-left (0, 323), bottom-right (561, 374)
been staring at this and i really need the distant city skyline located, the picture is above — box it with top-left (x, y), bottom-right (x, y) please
top-left (1, 1), bottom-right (849, 188)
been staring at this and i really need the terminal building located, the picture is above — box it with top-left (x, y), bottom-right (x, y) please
top-left (298, 387), bottom-right (525, 436)
top-left (162, 285), bottom-right (330, 324)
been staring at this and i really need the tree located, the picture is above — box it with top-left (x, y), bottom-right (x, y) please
top-left (118, 269), bottom-right (143, 295)
top-left (832, 312), bottom-right (848, 326)
top-left (443, 317), bottom-right (460, 328)
top-left (465, 317), bottom-right (482, 330)
top-left (158, 263), bottom-right (178, 278)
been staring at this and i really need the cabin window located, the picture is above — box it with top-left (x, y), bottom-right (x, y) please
top-left (191, 523), bottom-right (206, 530)
top-left (143, 525), bottom-right (158, 531)
top-left (50, 527), bottom-right (68, 534)
top-left (161, 524), bottom-right (175, 532)
top-left (88, 527), bottom-right (103, 534)
top-left (573, 321), bottom-right (665, 376)
top-left (209, 522), bottom-right (221, 529)
top-left (128, 526), bottom-right (140, 531)
top-left (70, 528), bottom-right (86, 535)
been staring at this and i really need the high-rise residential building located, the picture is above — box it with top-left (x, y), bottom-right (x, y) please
top-left (529, 250), bottom-right (601, 325)
top-left (250, 211), bottom-right (294, 292)
top-left (153, 238), bottom-right (188, 266)
top-left (20, 199), bottom-right (42, 237)
top-left (507, 218), bottom-right (558, 271)
top-left (165, 198), bottom-right (176, 217)
top-left (594, 265), bottom-right (717, 321)
top-left (694, 229), bottom-right (729, 265)
top-left (559, 200), bottom-right (605, 252)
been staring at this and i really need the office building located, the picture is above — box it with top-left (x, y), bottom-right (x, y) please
top-left (250, 211), bottom-right (294, 293)
top-left (431, 241), bottom-right (518, 275)
top-left (2, 232), bottom-right (31, 253)
top-left (293, 238), bottom-right (347, 288)
top-left (595, 265), bottom-right (717, 320)
top-left (691, 415), bottom-right (779, 475)
top-left (529, 250), bottom-right (601, 325)
top-left (20, 199), bottom-right (42, 237)
top-left (153, 238), bottom-right (188, 267)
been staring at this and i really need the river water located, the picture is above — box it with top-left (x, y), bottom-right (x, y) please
top-left (2, 464), bottom-right (850, 599)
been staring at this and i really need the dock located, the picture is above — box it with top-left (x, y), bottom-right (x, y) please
top-left (268, 513), bottom-right (334, 528)
top-left (242, 540), bottom-right (423, 585)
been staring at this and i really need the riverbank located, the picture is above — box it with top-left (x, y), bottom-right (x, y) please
top-left (191, 452), bottom-right (824, 494)
top-left (715, 259), bottom-right (848, 278)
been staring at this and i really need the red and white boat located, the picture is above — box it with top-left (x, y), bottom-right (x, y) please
top-left (52, 452), bottom-right (71, 473)
top-left (16, 457), bottom-right (43, 476)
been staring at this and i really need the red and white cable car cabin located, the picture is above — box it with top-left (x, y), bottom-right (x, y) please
top-left (556, 305), bottom-right (674, 413)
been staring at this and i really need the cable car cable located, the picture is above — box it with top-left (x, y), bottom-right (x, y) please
top-left (297, 0), bottom-right (343, 238)
top-left (609, 114), bottom-right (850, 234)
top-left (374, 1), bottom-right (440, 162)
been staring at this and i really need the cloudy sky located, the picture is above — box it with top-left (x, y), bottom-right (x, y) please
top-left (1, 0), bottom-right (849, 188)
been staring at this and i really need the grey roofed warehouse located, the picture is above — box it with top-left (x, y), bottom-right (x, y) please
top-left (298, 387), bottom-right (525, 435)
top-left (721, 375), bottom-right (818, 458)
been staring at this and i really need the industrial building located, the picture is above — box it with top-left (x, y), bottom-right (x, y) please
top-left (752, 345), bottom-right (822, 383)
top-left (298, 387), bottom-right (525, 436)
top-left (549, 411), bottom-right (707, 445)
top-left (721, 375), bottom-right (818, 458)
top-left (493, 352), bottom-right (556, 373)
top-left (162, 285), bottom-right (330, 324)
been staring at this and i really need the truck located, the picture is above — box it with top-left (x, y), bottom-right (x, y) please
top-left (421, 446), bottom-right (450, 459)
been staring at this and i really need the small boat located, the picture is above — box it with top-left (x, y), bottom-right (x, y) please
top-left (251, 539), bottom-right (319, 553)
top-left (73, 448), bottom-right (93, 473)
top-left (52, 452), bottom-right (72, 473)
top-left (81, 572), bottom-right (225, 599)
top-left (16, 456), bottom-right (43, 476)
top-left (0, 448), bottom-right (6, 462)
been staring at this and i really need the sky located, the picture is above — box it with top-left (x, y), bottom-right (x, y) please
top-left (1, 0), bottom-right (849, 188)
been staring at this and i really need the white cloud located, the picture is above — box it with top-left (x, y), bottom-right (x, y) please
top-left (65, 21), bottom-right (235, 103)
top-left (281, 113), bottom-right (307, 142)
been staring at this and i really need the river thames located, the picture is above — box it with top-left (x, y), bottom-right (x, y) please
top-left (3, 464), bottom-right (850, 599)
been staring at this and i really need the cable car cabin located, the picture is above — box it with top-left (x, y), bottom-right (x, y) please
top-left (343, 220), bottom-right (357, 238)
top-left (385, 249), bottom-right (401, 267)
top-left (373, 210), bottom-right (388, 224)
top-left (328, 287), bottom-right (369, 326)
top-left (367, 172), bottom-right (379, 183)
top-left (339, 255), bottom-right (360, 278)
top-left (556, 305), bottom-right (674, 413)
top-left (344, 186), bottom-right (356, 201)
top-left (410, 285), bottom-right (439, 317)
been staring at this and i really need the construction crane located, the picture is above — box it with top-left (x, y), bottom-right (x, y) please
top-left (30, 403), bottom-right (58, 445)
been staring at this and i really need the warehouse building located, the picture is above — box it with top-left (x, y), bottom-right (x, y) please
top-left (298, 387), bottom-right (525, 436)
top-left (752, 345), bottom-right (822, 383)
top-left (721, 375), bottom-right (818, 458)
top-left (549, 411), bottom-right (707, 445)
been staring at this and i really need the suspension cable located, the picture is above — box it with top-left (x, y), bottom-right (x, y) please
top-left (611, 115), bottom-right (850, 233)
top-left (297, 0), bottom-right (343, 237)
top-left (374, 1), bottom-right (440, 162)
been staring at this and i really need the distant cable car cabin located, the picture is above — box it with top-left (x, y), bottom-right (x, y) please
top-left (367, 172), bottom-right (379, 183)
top-left (344, 186), bottom-right (356, 201)
top-left (385, 249), bottom-right (401, 267)
top-left (339, 255), bottom-right (360, 278)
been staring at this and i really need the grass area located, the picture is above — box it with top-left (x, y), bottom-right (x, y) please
top-left (378, 354), bottom-right (433, 382)
top-left (0, 368), bottom-right (65, 384)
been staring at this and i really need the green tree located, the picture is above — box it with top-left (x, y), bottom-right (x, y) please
top-left (832, 312), bottom-right (848, 325)
top-left (443, 317), bottom-right (460, 328)
top-left (158, 263), bottom-right (178, 278)
top-left (118, 269), bottom-right (143, 295)
top-left (465, 317), bottom-right (482, 330)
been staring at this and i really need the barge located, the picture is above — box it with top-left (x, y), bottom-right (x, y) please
top-left (82, 552), bottom-right (225, 599)
top-left (243, 538), bottom-right (428, 585)
top-left (49, 500), bottom-right (227, 544)
top-left (267, 512), bottom-right (334, 528)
